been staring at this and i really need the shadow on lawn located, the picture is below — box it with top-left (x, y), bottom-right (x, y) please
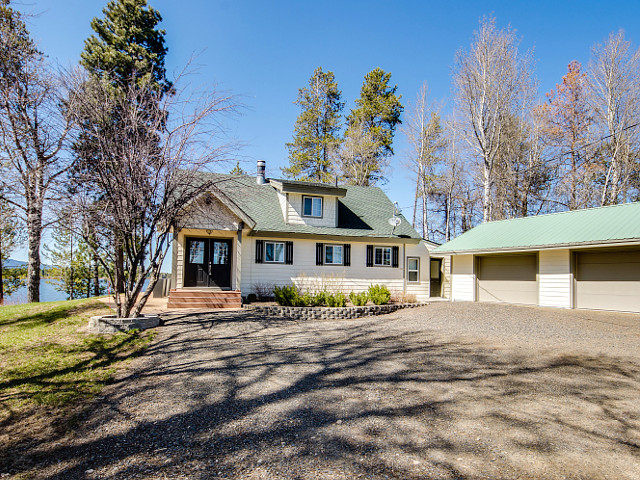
top-left (0, 301), bottom-right (106, 328)
top-left (3, 310), bottom-right (640, 479)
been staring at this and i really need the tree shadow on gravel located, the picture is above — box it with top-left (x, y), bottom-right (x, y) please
top-left (3, 310), bottom-right (640, 480)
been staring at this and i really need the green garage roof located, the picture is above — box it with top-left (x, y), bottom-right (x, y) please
top-left (433, 202), bottom-right (640, 254)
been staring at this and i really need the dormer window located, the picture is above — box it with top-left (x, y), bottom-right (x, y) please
top-left (302, 196), bottom-right (323, 218)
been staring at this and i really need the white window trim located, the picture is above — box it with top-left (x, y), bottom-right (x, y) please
top-left (302, 195), bottom-right (323, 218)
top-left (324, 244), bottom-right (344, 265)
top-left (374, 246), bottom-right (392, 267)
top-left (407, 256), bottom-right (420, 283)
top-left (264, 241), bottom-right (285, 263)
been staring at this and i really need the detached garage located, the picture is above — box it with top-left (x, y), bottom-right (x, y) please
top-left (477, 254), bottom-right (538, 305)
top-left (433, 202), bottom-right (640, 313)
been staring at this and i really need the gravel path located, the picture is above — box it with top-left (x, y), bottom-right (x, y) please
top-left (7, 303), bottom-right (640, 479)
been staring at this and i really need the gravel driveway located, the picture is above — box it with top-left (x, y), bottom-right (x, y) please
top-left (7, 302), bottom-right (640, 479)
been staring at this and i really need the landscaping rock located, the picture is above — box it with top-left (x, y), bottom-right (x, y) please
top-left (87, 314), bottom-right (160, 334)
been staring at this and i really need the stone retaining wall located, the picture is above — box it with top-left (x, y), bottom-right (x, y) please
top-left (88, 314), bottom-right (160, 334)
top-left (245, 303), bottom-right (426, 320)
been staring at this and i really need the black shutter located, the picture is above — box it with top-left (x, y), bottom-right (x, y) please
top-left (285, 241), bottom-right (294, 265)
top-left (255, 240), bottom-right (264, 263)
top-left (392, 246), bottom-right (399, 268)
top-left (343, 244), bottom-right (351, 266)
top-left (366, 245), bottom-right (374, 267)
top-left (316, 243), bottom-right (324, 265)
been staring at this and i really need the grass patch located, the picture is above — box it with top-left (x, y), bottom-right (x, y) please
top-left (0, 298), bottom-right (155, 420)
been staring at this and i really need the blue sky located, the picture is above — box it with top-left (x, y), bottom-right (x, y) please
top-left (11, 0), bottom-right (640, 262)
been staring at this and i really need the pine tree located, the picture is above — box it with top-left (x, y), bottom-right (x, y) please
top-left (81, 0), bottom-right (170, 92)
top-left (347, 68), bottom-right (403, 156)
top-left (44, 213), bottom-right (93, 300)
top-left (229, 161), bottom-right (246, 175)
top-left (283, 67), bottom-right (343, 182)
top-left (77, 0), bottom-right (171, 294)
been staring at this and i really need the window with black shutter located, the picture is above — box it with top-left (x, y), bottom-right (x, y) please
top-left (285, 241), bottom-right (294, 265)
top-left (255, 240), bottom-right (264, 263)
top-left (316, 243), bottom-right (324, 265)
top-left (366, 245), bottom-right (374, 267)
top-left (392, 246), bottom-right (399, 268)
top-left (344, 244), bottom-right (351, 266)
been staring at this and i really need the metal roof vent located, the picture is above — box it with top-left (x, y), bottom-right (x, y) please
top-left (256, 159), bottom-right (266, 185)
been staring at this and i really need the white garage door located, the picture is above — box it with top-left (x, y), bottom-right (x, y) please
top-left (477, 254), bottom-right (538, 305)
top-left (575, 249), bottom-right (640, 313)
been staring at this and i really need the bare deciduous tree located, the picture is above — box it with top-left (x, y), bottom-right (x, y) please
top-left (453, 15), bottom-right (535, 222)
top-left (401, 83), bottom-right (445, 239)
top-left (541, 61), bottom-right (598, 210)
top-left (589, 30), bottom-right (640, 205)
top-left (335, 120), bottom-right (382, 186)
top-left (67, 71), bottom-right (237, 318)
top-left (0, 2), bottom-right (72, 303)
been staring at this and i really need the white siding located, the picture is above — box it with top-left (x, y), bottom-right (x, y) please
top-left (241, 237), bottom-right (431, 301)
top-left (276, 191), bottom-right (288, 223)
top-left (175, 229), bottom-right (239, 289)
top-left (182, 195), bottom-right (240, 231)
top-left (442, 256), bottom-right (451, 299)
top-left (286, 193), bottom-right (338, 227)
top-left (451, 254), bottom-right (475, 301)
top-left (538, 249), bottom-right (571, 308)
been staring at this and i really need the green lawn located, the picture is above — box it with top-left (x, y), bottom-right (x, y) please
top-left (0, 298), bottom-right (154, 421)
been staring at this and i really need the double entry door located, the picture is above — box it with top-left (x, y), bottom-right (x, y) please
top-left (184, 237), bottom-right (232, 288)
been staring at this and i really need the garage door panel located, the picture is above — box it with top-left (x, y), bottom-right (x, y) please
top-left (478, 255), bottom-right (537, 305)
top-left (576, 249), bottom-right (640, 313)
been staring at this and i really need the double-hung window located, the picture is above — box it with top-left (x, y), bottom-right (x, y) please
top-left (407, 257), bottom-right (420, 283)
top-left (264, 241), bottom-right (285, 263)
top-left (324, 244), bottom-right (343, 265)
top-left (374, 246), bottom-right (392, 266)
top-left (302, 196), bottom-right (322, 217)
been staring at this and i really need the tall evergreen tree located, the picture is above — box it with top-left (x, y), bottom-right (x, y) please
top-left (283, 67), bottom-right (343, 182)
top-left (347, 68), bottom-right (403, 156)
top-left (81, 0), bottom-right (170, 92)
top-left (77, 0), bottom-right (171, 294)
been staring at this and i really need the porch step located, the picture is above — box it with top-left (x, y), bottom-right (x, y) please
top-left (167, 289), bottom-right (242, 309)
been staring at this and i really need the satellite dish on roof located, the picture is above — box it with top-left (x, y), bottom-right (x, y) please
top-left (388, 216), bottom-right (401, 227)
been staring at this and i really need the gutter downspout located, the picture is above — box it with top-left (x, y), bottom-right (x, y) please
top-left (402, 243), bottom-right (407, 296)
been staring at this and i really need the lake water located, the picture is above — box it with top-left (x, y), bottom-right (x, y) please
top-left (3, 279), bottom-right (70, 304)
top-left (3, 278), bottom-right (152, 305)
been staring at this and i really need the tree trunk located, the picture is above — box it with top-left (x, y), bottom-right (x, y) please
top-left (483, 160), bottom-right (492, 222)
top-left (421, 176), bottom-right (428, 239)
top-left (27, 203), bottom-right (42, 303)
top-left (115, 241), bottom-right (124, 294)
top-left (93, 252), bottom-right (100, 297)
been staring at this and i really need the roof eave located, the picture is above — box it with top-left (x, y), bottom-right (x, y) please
top-left (433, 238), bottom-right (640, 255)
top-left (248, 230), bottom-right (421, 244)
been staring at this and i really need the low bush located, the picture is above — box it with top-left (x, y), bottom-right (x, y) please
top-left (310, 290), bottom-right (327, 307)
top-left (326, 292), bottom-right (347, 307)
top-left (368, 284), bottom-right (391, 305)
top-left (349, 291), bottom-right (368, 306)
top-left (274, 285), bottom-right (299, 306)
top-left (246, 293), bottom-right (257, 303)
top-left (295, 292), bottom-right (312, 307)
top-left (274, 285), bottom-right (351, 308)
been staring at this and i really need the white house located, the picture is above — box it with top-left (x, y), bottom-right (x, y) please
top-left (168, 161), bottom-right (433, 308)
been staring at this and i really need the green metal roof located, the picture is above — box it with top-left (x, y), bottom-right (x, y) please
top-left (196, 173), bottom-right (421, 241)
top-left (433, 202), bottom-right (640, 254)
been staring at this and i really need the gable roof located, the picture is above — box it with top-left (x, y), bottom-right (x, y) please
top-left (433, 202), bottom-right (640, 254)
top-left (196, 173), bottom-right (421, 242)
